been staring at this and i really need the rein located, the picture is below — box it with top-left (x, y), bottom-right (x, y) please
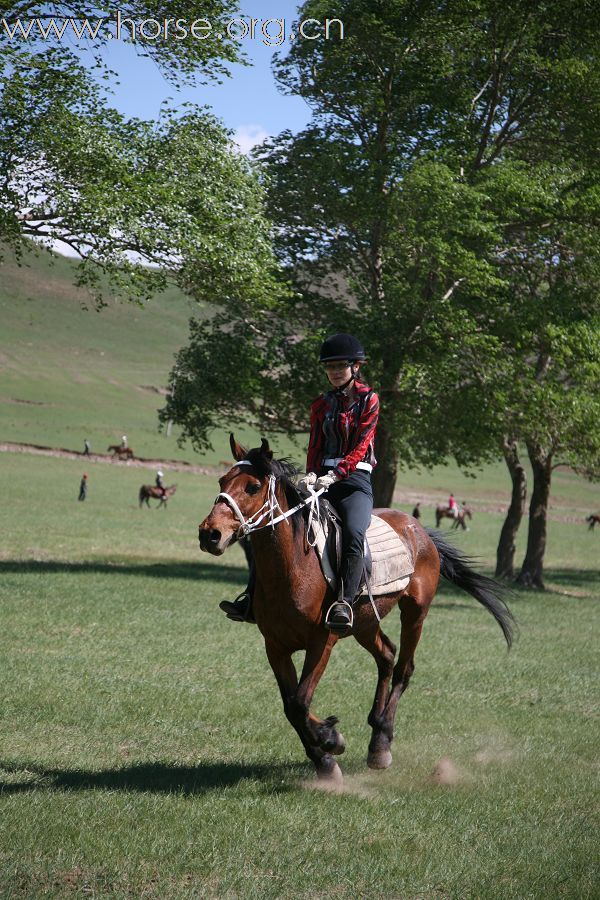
top-left (216, 461), bottom-right (324, 545)
top-left (216, 461), bottom-right (381, 622)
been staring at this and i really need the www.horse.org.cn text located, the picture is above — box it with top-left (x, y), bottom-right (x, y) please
top-left (0, 15), bottom-right (345, 46)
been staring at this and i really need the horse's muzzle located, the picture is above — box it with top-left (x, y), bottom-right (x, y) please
top-left (198, 524), bottom-right (226, 555)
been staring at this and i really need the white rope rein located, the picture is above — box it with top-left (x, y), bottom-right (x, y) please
top-left (215, 461), bottom-right (325, 542)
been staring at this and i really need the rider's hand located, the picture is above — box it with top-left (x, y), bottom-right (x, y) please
top-left (298, 472), bottom-right (317, 491)
top-left (315, 471), bottom-right (339, 491)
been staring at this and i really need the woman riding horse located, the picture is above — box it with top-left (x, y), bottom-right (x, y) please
top-left (220, 333), bottom-right (379, 636)
top-left (199, 437), bottom-right (514, 782)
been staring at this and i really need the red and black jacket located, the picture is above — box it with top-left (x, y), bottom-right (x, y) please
top-left (306, 381), bottom-right (379, 479)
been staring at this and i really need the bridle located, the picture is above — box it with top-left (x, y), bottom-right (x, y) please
top-left (215, 461), bottom-right (324, 544)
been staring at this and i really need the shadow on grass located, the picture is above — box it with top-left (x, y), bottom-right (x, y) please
top-left (0, 559), bottom-right (248, 584)
top-left (542, 569), bottom-right (600, 592)
top-left (0, 759), bottom-right (308, 796)
top-left (436, 567), bottom-right (599, 602)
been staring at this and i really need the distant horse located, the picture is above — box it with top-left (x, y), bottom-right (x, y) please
top-left (436, 504), bottom-right (472, 530)
top-left (108, 444), bottom-right (134, 460)
top-left (198, 435), bottom-right (513, 784)
top-left (139, 484), bottom-right (177, 508)
top-left (452, 506), bottom-right (472, 531)
top-left (586, 514), bottom-right (600, 531)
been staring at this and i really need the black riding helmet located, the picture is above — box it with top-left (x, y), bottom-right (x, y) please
top-left (319, 333), bottom-right (366, 363)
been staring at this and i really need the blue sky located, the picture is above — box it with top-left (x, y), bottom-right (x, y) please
top-left (92, 2), bottom-right (313, 151)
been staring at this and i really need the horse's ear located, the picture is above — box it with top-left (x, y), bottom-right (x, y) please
top-left (230, 433), bottom-right (247, 462)
top-left (260, 438), bottom-right (273, 460)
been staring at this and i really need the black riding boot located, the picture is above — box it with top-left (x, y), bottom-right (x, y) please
top-left (325, 552), bottom-right (364, 636)
top-left (219, 555), bottom-right (256, 623)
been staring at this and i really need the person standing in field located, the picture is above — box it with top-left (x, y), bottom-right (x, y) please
top-left (412, 502), bottom-right (421, 519)
top-left (78, 473), bottom-right (88, 501)
top-left (83, 439), bottom-right (91, 456)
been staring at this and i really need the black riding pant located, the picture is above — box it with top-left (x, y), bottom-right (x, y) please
top-left (322, 469), bottom-right (373, 605)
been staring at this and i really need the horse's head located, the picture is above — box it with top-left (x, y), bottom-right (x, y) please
top-left (198, 434), bottom-right (277, 555)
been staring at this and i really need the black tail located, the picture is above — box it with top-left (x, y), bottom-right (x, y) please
top-left (426, 529), bottom-right (515, 648)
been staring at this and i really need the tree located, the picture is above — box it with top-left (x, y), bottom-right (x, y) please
top-left (0, 0), bottom-right (254, 302)
top-left (162, 0), bottom-right (600, 557)
top-left (495, 438), bottom-right (527, 580)
top-left (261, 0), bottom-right (600, 505)
top-left (1, 60), bottom-right (279, 307)
top-left (482, 157), bottom-right (600, 584)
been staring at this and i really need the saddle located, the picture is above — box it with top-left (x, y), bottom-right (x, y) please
top-left (312, 500), bottom-right (414, 597)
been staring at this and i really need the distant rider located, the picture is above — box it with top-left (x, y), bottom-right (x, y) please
top-left (155, 470), bottom-right (167, 498)
top-left (448, 493), bottom-right (458, 519)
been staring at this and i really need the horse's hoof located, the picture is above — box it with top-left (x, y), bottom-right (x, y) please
top-left (332, 731), bottom-right (346, 755)
top-left (318, 761), bottom-right (343, 785)
top-left (367, 749), bottom-right (393, 770)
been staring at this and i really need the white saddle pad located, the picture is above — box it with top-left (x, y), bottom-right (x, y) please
top-left (313, 512), bottom-right (414, 596)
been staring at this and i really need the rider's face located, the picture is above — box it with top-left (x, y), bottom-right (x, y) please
top-left (324, 360), bottom-right (354, 387)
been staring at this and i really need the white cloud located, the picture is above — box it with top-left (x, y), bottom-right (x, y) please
top-left (233, 124), bottom-right (270, 155)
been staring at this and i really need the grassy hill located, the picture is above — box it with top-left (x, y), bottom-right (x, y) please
top-left (0, 244), bottom-right (251, 464)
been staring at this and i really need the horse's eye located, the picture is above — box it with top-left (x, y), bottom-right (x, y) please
top-left (246, 483), bottom-right (261, 495)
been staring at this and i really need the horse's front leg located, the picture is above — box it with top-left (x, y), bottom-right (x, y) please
top-left (297, 633), bottom-right (346, 759)
top-left (265, 638), bottom-right (342, 782)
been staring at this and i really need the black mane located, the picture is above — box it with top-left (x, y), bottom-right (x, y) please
top-left (243, 447), bottom-right (324, 536)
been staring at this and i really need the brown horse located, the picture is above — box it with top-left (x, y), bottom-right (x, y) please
top-left (139, 484), bottom-right (177, 508)
top-left (586, 514), bottom-right (600, 531)
top-left (108, 444), bottom-right (134, 460)
top-left (436, 504), bottom-right (472, 530)
top-left (198, 436), bottom-right (514, 784)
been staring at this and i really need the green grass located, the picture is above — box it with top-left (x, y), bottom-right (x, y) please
top-left (1, 452), bottom-right (598, 898)
top-left (1, 246), bottom-right (599, 897)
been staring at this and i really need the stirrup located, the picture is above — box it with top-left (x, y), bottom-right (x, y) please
top-left (219, 591), bottom-right (254, 623)
top-left (325, 600), bottom-right (354, 635)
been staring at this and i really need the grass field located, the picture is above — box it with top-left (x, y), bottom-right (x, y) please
top-left (1, 452), bottom-right (598, 898)
top-left (1, 246), bottom-right (599, 897)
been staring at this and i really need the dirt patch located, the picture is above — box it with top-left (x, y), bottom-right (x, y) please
top-left (1, 397), bottom-right (53, 406)
top-left (0, 441), bottom-right (222, 475)
top-left (139, 384), bottom-right (169, 396)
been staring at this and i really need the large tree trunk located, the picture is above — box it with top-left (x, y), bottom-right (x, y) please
top-left (516, 442), bottom-right (553, 589)
top-left (495, 438), bottom-right (527, 579)
top-left (372, 418), bottom-right (398, 507)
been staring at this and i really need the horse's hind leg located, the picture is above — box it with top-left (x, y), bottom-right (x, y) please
top-left (354, 625), bottom-right (397, 769)
top-left (374, 592), bottom-right (430, 766)
top-left (265, 637), bottom-right (342, 782)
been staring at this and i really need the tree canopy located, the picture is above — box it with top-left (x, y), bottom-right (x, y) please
top-left (0, 0), bottom-right (275, 305)
top-left (1, 2), bottom-right (244, 83)
top-left (162, 0), bottom-right (600, 511)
